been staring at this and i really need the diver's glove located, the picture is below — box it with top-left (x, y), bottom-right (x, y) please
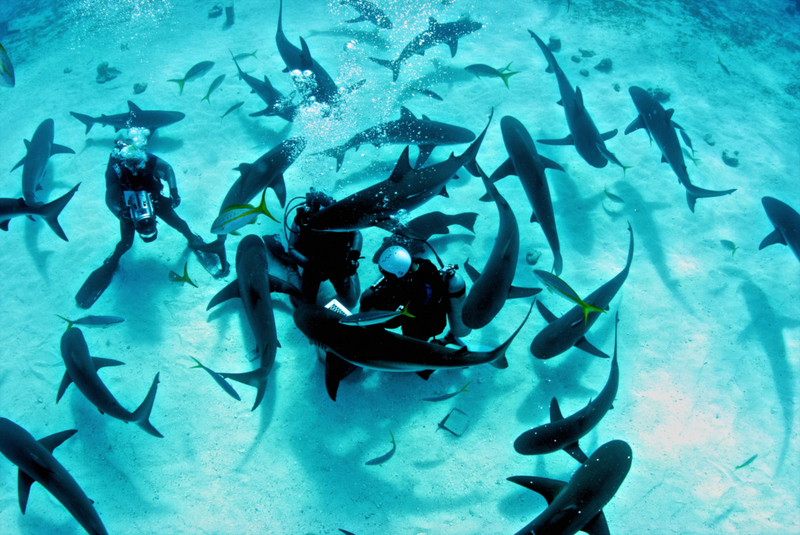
top-left (346, 250), bottom-right (362, 276)
top-left (170, 187), bottom-right (181, 208)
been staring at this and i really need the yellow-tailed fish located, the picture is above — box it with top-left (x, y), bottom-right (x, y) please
top-left (169, 262), bottom-right (198, 287)
top-left (339, 302), bottom-right (415, 327)
top-left (210, 186), bottom-right (278, 235)
top-left (0, 43), bottom-right (14, 88)
top-left (534, 269), bottom-right (606, 324)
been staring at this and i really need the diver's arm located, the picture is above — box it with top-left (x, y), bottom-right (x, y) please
top-left (154, 157), bottom-right (180, 207)
top-left (286, 216), bottom-right (311, 267)
top-left (105, 159), bottom-right (125, 218)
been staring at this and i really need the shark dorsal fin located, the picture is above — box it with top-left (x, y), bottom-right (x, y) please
top-left (421, 114), bottom-right (431, 122)
top-left (549, 397), bottom-right (564, 421)
top-left (665, 109), bottom-right (675, 120)
top-left (574, 86), bottom-right (585, 110)
top-left (389, 147), bottom-right (413, 182)
top-left (299, 37), bottom-right (313, 69)
top-left (128, 101), bottom-right (142, 114)
top-left (535, 299), bottom-right (558, 324)
top-left (399, 106), bottom-right (415, 121)
top-left (507, 476), bottom-right (567, 505)
top-left (428, 17), bottom-right (438, 29)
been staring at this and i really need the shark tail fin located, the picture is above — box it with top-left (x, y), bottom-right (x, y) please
top-left (488, 300), bottom-right (535, 368)
top-left (219, 368), bottom-right (269, 411)
top-left (454, 212), bottom-right (478, 233)
top-left (41, 183), bottom-right (80, 242)
top-left (324, 146), bottom-right (348, 172)
top-left (685, 184), bottom-right (737, 213)
top-left (70, 112), bottom-right (95, 134)
top-left (369, 57), bottom-right (401, 81)
top-left (131, 373), bottom-right (163, 438)
top-left (167, 78), bottom-right (186, 95)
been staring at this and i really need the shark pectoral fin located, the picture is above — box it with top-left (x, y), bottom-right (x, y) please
top-left (535, 300), bottom-right (558, 324)
top-left (447, 39), bottom-right (458, 57)
top-left (538, 134), bottom-right (574, 146)
top-left (325, 352), bottom-right (355, 402)
top-left (574, 337), bottom-right (611, 358)
top-left (439, 185), bottom-right (449, 198)
top-left (389, 147), bottom-right (413, 182)
top-left (91, 357), bottom-right (125, 371)
top-left (416, 144), bottom-right (435, 168)
top-left (759, 229), bottom-right (786, 249)
top-left (549, 397), bottom-right (564, 421)
top-left (416, 370), bottom-right (435, 380)
top-left (489, 157), bottom-right (517, 182)
top-left (506, 476), bottom-right (567, 505)
top-left (489, 355), bottom-right (509, 369)
top-left (623, 116), bottom-right (645, 135)
top-left (17, 469), bottom-right (36, 514)
top-left (563, 441), bottom-right (589, 464)
top-left (268, 274), bottom-right (303, 299)
top-left (507, 285), bottom-right (542, 299)
top-left (131, 373), bottom-right (163, 438)
top-left (600, 129), bottom-right (618, 141)
top-left (0, 221), bottom-right (9, 231)
top-left (271, 173), bottom-right (287, 208)
top-left (235, 162), bottom-right (252, 176)
top-left (582, 510), bottom-right (611, 535)
top-left (56, 371), bottom-right (73, 403)
top-left (10, 155), bottom-right (26, 172)
top-left (50, 143), bottom-right (76, 156)
top-left (207, 280), bottom-right (241, 310)
top-left (345, 15), bottom-right (367, 24)
top-left (462, 259), bottom-right (480, 283)
top-left (540, 156), bottom-right (565, 172)
top-left (38, 429), bottom-right (78, 454)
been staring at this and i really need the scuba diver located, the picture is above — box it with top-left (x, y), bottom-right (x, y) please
top-left (75, 127), bottom-right (219, 309)
top-left (359, 245), bottom-right (470, 342)
top-left (265, 188), bottom-right (362, 308)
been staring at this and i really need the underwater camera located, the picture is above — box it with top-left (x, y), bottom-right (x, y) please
top-left (123, 190), bottom-right (158, 242)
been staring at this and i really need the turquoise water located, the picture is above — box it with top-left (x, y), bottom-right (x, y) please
top-left (1, 1), bottom-right (798, 533)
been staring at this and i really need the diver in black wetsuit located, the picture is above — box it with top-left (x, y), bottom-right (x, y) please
top-left (359, 245), bottom-right (470, 342)
top-left (266, 188), bottom-right (362, 308)
top-left (75, 128), bottom-right (217, 309)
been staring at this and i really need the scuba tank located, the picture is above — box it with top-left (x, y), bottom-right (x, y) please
top-left (442, 265), bottom-right (471, 338)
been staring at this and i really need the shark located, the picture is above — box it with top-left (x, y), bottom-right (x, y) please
top-left (70, 101), bottom-right (185, 135)
top-left (293, 301), bottom-right (532, 401)
top-left (199, 137), bottom-right (305, 276)
top-left (340, 0), bottom-right (393, 29)
top-left (489, 115), bottom-right (564, 275)
top-left (58, 327), bottom-right (162, 438)
top-left (321, 106), bottom-right (475, 171)
top-left (206, 235), bottom-right (279, 410)
top-left (0, 183), bottom-right (79, 240)
top-left (307, 110), bottom-right (492, 232)
top-left (759, 196), bottom-right (800, 264)
top-left (370, 15), bottom-right (483, 81)
top-left (625, 85), bottom-right (736, 212)
top-left (508, 439), bottom-right (632, 535)
top-left (529, 30), bottom-right (626, 171)
top-left (230, 51), bottom-right (297, 121)
top-left (10, 118), bottom-right (74, 207)
top-left (0, 418), bottom-right (109, 535)
top-left (371, 210), bottom-right (478, 262)
top-left (530, 223), bottom-right (633, 360)
top-left (276, 0), bottom-right (340, 105)
top-left (462, 164), bottom-right (541, 329)
top-left (515, 313), bottom-right (620, 462)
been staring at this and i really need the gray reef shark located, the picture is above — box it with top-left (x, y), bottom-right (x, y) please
top-left (370, 15), bottom-right (483, 81)
top-left (307, 110), bottom-right (492, 232)
top-left (530, 223), bottom-right (633, 360)
top-left (0, 418), bottom-right (109, 535)
top-left (58, 327), bottom-right (162, 437)
top-left (0, 183), bottom-right (79, 240)
top-left (529, 30), bottom-right (626, 171)
top-left (515, 313), bottom-right (620, 462)
top-left (70, 101), bottom-right (185, 135)
top-left (10, 118), bottom-right (75, 206)
top-left (200, 137), bottom-right (305, 275)
top-left (293, 301), bottom-right (531, 400)
top-left (508, 439), bottom-right (632, 535)
top-left (759, 196), bottom-right (800, 264)
top-left (206, 235), bottom-right (279, 410)
top-left (489, 115), bottom-right (564, 275)
top-left (276, 0), bottom-right (340, 105)
top-left (340, 0), bottom-right (393, 29)
top-left (230, 50), bottom-right (297, 121)
top-left (321, 106), bottom-right (475, 171)
top-left (462, 164), bottom-right (541, 329)
top-left (625, 85), bottom-right (736, 212)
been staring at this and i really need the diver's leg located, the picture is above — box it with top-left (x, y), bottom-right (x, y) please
top-left (300, 268), bottom-right (323, 305)
top-left (331, 273), bottom-right (360, 310)
top-left (156, 195), bottom-right (227, 275)
top-left (75, 217), bottom-right (135, 309)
